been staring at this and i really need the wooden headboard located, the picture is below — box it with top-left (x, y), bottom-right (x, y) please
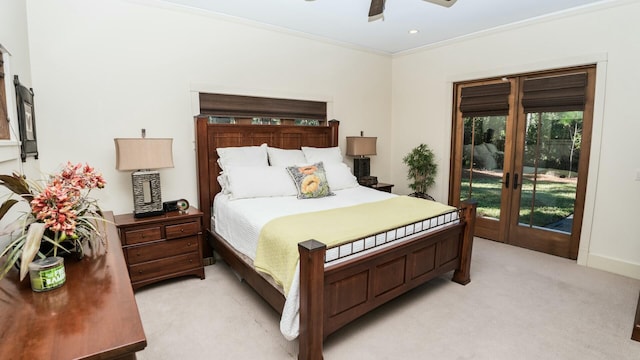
top-left (194, 116), bottom-right (340, 234)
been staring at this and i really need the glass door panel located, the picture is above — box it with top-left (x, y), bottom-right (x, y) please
top-left (517, 112), bottom-right (581, 234)
top-left (460, 115), bottom-right (507, 220)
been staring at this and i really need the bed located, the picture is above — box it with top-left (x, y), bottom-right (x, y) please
top-left (195, 116), bottom-right (477, 360)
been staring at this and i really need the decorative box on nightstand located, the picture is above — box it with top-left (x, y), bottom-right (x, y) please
top-left (369, 182), bottom-right (394, 193)
top-left (114, 207), bottom-right (205, 290)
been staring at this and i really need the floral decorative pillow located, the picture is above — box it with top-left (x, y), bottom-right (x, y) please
top-left (286, 162), bottom-right (334, 199)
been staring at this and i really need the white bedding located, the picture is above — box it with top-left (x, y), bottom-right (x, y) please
top-left (213, 186), bottom-right (396, 260)
top-left (212, 186), bottom-right (457, 340)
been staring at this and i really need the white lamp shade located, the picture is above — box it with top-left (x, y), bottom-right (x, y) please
top-left (114, 138), bottom-right (174, 171)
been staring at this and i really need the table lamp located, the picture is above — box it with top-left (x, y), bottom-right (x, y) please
top-left (346, 132), bottom-right (377, 184)
top-left (115, 135), bottom-right (174, 218)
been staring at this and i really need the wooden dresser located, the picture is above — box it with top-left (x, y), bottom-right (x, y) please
top-left (114, 207), bottom-right (205, 290)
top-left (0, 211), bottom-right (147, 360)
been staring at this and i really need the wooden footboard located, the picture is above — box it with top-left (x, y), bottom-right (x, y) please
top-left (297, 199), bottom-right (477, 360)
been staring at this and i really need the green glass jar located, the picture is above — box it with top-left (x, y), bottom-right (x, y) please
top-left (28, 257), bottom-right (66, 292)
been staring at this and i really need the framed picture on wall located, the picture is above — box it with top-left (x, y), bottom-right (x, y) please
top-left (14, 75), bottom-right (38, 162)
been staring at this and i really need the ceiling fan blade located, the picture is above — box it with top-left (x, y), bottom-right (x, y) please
top-left (369, 0), bottom-right (385, 22)
top-left (369, 0), bottom-right (385, 17)
top-left (423, 0), bottom-right (457, 8)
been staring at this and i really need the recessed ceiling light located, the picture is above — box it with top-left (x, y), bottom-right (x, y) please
top-left (408, 29), bottom-right (419, 35)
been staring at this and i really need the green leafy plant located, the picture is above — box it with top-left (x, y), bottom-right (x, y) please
top-left (403, 143), bottom-right (437, 197)
top-left (0, 162), bottom-right (107, 281)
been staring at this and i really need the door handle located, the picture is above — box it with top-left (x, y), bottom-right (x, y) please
top-left (503, 173), bottom-right (510, 189)
top-left (513, 173), bottom-right (519, 190)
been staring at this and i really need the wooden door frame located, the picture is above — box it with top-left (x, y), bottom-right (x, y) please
top-left (449, 65), bottom-right (596, 259)
top-left (507, 66), bottom-right (596, 259)
top-left (449, 77), bottom-right (518, 243)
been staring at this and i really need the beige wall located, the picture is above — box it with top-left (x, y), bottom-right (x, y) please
top-left (391, 0), bottom-right (640, 278)
top-left (0, 0), bottom-right (36, 170)
top-left (25, 0), bottom-right (392, 215)
top-left (0, 0), bottom-right (40, 242)
top-left (1, 0), bottom-right (31, 85)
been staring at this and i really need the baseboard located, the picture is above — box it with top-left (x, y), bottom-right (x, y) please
top-left (587, 253), bottom-right (640, 280)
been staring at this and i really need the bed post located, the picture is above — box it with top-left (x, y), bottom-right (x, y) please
top-left (452, 199), bottom-right (477, 285)
top-left (328, 120), bottom-right (339, 147)
top-left (298, 240), bottom-right (326, 360)
top-left (195, 116), bottom-right (211, 232)
top-left (194, 116), bottom-right (217, 260)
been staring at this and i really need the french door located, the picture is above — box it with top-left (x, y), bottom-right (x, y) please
top-left (450, 66), bottom-right (596, 259)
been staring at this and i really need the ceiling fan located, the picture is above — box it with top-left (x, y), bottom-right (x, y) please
top-left (368, 0), bottom-right (457, 22)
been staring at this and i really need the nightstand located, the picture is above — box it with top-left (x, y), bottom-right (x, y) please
top-left (114, 207), bottom-right (205, 290)
top-left (369, 182), bottom-right (394, 193)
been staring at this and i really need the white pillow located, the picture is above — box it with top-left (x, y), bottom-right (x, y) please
top-left (267, 147), bottom-right (307, 167)
top-left (323, 162), bottom-right (359, 190)
top-left (301, 146), bottom-right (343, 165)
top-left (225, 166), bottom-right (297, 199)
top-left (217, 173), bottom-right (230, 194)
top-left (216, 143), bottom-right (268, 170)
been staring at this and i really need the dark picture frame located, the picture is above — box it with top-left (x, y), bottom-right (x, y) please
top-left (14, 75), bottom-right (38, 162)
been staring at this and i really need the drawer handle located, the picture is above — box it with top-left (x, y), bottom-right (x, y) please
top-left (189, 259), bottom-right (193, 263)
top-left (138, 270), bottom-right (143, 274)
top-left (187, 242), bottom-right (192, 246)
top-left (181, 228), bottom-right (185, 233)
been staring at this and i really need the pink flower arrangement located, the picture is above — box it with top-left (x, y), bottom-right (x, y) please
top-left (30, 162), bottom-right (106, 237)
top-left (0, 162), bottom-right (107, 281)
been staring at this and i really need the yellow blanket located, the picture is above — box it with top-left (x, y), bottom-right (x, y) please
top-left (254, 196), bottom-right (456, 296)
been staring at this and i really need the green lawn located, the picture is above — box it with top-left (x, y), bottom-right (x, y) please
top-left (461, 173), bottom-right (576, 228)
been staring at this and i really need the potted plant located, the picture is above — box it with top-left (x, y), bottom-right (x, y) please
top-left (402, 143), bottom-right (437, 200)
top-left (0, 162), bottom-right (107, 282)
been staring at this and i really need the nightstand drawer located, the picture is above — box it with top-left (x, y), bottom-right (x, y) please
top-left (129, 252), bottom-right (201, 283)
top-left (121, 226), bottom-right (162, 245)
top-left (166, 221), bottom-right (200, 239)
top-left (125, 236), bottom-right (199, 265)
top-left (114, 207), bottom-right (205, 290)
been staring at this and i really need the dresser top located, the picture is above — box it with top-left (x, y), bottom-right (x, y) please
top-left (0, 211), bottom-right (147, 359)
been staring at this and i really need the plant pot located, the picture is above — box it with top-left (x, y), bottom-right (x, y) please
top-left (409, 192), bottom-right (435, 201)
top-left (42, 239), bottom-right (84, 260)
top-left (13, 239), bottom-right (82, 274)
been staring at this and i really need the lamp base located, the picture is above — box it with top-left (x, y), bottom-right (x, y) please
top-left (353, 157), bottom-right (371, 180)
top-left (132, 170), bottom-right (165, 218)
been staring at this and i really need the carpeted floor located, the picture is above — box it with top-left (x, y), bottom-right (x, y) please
top-left (134, 238), bottom-right (640, 359)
